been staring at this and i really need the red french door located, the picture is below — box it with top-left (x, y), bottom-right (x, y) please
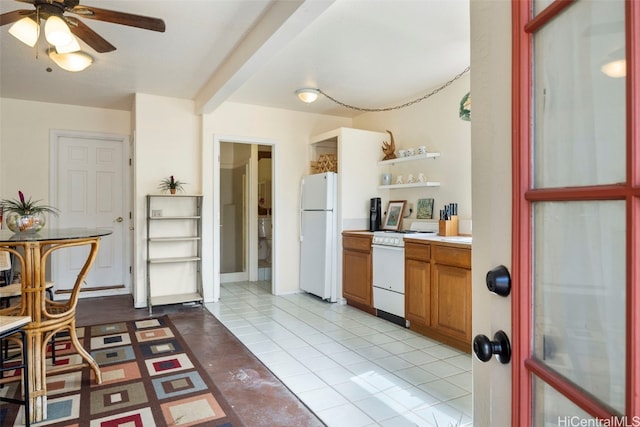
top-left (513, 0), bottom-right (639, 424)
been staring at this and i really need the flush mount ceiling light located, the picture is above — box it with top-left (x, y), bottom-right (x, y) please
top-left (48, 48), bottom-right (93, 72)
top-left (601, 48), bottom-right (626, 78)
top-left (601, 59), bottom-right (626, 78)
top-left (295, 88), bottom-right (320, 103)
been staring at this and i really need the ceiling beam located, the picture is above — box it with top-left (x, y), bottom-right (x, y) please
top-left (193, 0), bottom-right (334, 115)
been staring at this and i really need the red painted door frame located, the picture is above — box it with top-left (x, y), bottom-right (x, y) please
top-left (511, 0), bottom-right (640, 424)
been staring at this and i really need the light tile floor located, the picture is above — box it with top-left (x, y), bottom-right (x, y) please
top-left (206, 281), bottom-right (472, 427)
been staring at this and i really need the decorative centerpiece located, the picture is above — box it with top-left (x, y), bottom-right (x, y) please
top-left (159, 176), bottom-right (186, 194)
top-left (1, 190), bottom-right (59, 233)
top-left (381, 130), bottom-right (397, 160)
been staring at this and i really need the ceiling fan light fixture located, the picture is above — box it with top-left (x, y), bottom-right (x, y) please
top-left (296, 88), bottom-right (320, 103)
top-left (55, 34), bottom-right (81, 54)
top-left (48, 49), bottom-right (93, 72)
top-left (9, 17), bottom-right (40, 47)
top-left (45, 15), bottom-right (73, 47)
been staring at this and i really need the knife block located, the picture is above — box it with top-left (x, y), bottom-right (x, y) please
top-left (439, 215), bottom-right (458, 236)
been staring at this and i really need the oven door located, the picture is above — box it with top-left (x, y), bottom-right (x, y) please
top-left (372, 244), bottom-right (405, 318)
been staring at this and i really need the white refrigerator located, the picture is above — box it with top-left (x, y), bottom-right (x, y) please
top-left (299, 172), bottom-right (338, 302)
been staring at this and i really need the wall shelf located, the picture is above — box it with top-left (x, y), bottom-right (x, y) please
top-left (378, 152), bottom-right (441, 166)
top-left (378, 182), bottom-right (441, 190)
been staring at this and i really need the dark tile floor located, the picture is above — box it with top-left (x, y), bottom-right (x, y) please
top-left (74, 295), bottom-right (324, 427)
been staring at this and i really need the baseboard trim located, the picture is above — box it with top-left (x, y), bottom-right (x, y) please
top-left (55, 284), bottom-right (126, 294)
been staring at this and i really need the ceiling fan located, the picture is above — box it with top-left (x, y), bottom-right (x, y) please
top-left (0, 0), bottom-right (166, 53)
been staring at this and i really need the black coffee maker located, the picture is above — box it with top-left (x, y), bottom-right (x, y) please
top-left (369, 197), bottom-right (382, 231)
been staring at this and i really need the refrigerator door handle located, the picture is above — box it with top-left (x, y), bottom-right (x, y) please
top-left (299, 211), bottom-right (303, 242)
top-left (299, 180), bottom-right (304, 242)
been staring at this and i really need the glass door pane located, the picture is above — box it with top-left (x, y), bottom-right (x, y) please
top-left (533, 377), bottom-right (603, 426)
top-left (532, 0), bottom-right (625, 188)
top-left (533, 201), bottom-right (626, 412)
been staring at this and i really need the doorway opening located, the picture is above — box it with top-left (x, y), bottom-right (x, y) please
top-left (257, 147), bottom-right (273, 281)
top-left (219, 142), bottom-right (274, 286)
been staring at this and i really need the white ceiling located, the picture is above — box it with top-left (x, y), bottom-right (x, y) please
top-left (0, 0), bottom-right (470, 118)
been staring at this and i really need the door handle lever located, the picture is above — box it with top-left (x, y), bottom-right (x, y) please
top-left (473, 330), bottom-right (511, 364)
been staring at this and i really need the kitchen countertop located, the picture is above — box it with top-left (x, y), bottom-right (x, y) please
top-left (342, 230), bottom-right (472, 247)
top-left (342, 230), bottom-right (373, 236)
top-left (404, 234), bottom-right (472, 246)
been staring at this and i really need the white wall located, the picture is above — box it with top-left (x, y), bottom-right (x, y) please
top-left (0, 98), bottom-right (130, 201)
top-left (202, 102), bottom-right (351, 296)
top-left (352, 73), bottom-right (471, 232)
top-left (132, 94), bottom-right (201, 307)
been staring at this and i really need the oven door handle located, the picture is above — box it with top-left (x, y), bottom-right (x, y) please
top-left (372, 244), bottom-right (404, 251)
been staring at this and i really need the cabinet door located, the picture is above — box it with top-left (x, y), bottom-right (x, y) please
top-left (405, 257), bottom-right (430, 327)
top-left (342, 249), bottom-right (372, 306)
top-left (431, 264), bottom-right (472, 343)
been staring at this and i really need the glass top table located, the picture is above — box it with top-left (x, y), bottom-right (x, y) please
top-left (0, 227), bottom-right (112, 423)
top-left (0, 227), bottom-right (112, 242)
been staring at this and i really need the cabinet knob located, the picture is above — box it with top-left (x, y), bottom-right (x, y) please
top-left (473, 330), bottom-right (511, 364)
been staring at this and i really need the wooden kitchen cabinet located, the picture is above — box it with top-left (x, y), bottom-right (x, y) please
top-left (405, 243), bottom-right (431, 327)
top-left (404, 239), bottom-right (472, 353)
top-left (342, 233), bottom-right (375, 314)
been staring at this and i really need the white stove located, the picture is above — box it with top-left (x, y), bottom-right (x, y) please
top-left (372, 221), bottom-right (439, 247)
top-left (371, 221), bottom-right (438, 323)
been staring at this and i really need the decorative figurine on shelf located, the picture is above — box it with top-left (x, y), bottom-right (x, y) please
top-left (158, 175), bottom-right (186, 194)
top-left (381, 130), bottom-right (397, 160)
top-left (1, 190), bottom-right (59, 233)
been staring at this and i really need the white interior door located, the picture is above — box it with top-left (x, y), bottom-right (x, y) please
top-left (50, 130), bottom-right (130, 297)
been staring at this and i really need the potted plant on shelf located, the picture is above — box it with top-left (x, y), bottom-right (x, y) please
top-left (159, 176), bottom-right (186, 194)
top-left (1, 190), bottom-right (59, 233)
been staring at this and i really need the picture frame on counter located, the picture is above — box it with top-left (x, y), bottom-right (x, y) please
top-left (416, 198), bottom-right (435, 219)
top-left (383, 200), bottom-right (406, 231)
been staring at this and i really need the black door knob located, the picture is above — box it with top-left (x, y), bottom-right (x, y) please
top-left (473, 330), bottom-right (511, 364)
top-left (486, 265), bottom-right (511, 296)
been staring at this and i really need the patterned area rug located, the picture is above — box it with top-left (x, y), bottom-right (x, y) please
top-left (0, 316), bottom-right (244, 426)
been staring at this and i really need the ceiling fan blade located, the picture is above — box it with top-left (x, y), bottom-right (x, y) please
top-left (0, 9), bottom-right (32, 26)
top-left (67, 17), bottom-right (116, 53)
top-left (67, 6), bottom-right (165, 32)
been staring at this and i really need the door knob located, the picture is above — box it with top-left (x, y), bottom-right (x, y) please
top-left (473, 330), bottom-right (511, 364)
top-left (114, 217), bottom-right (124, 223)
top-left (486, 265), bottom-right (511, 296)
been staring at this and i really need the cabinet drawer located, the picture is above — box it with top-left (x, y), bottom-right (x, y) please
top-left (405, 242), bottom-right (430, 261)
top-left (433, 245), bottom-right (471, 268)
top-left (343, 235), bottom-right (372, 252)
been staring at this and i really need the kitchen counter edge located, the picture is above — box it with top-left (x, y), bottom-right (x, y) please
top-left (341, 230), bottom-right (472, 247)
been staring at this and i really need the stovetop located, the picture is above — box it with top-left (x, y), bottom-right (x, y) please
top-left (372, 221), bottom-right (439, 247)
